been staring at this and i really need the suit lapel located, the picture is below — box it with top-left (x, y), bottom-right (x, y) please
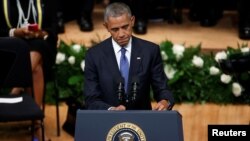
top-left (102, 38), bottom-right (121, 81)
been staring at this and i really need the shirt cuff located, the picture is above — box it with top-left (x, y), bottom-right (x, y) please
top-left (108, 107), bottom-right (115, 110)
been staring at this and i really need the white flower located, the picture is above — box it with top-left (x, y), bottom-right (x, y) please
top-left (209, 66), bottom-right (220, 75)
top-left (215, 51), bottom-right (227, 62)
top-left (68, 56), bottom-right (76, 65)
top-left (164, 65), bottom-right (176, 79)
top-left (172, 44), bottom-right (185, 61)
top-left (232, 82), bottom-right (242, 97)
top-left (72, 44), bottom-right (81, 53)
top-left (55, 52), bottom-right (66, 64)
top-left (80, 60), bottom-right (85, 72)
top-left (220, 74), bottom-right (232, 84)
top-left (240, 47), bottom-right (249, 53)
top-left (161, 51), bottom-right (168, 61)
top-left (192, 55), bottom-right (204, 68)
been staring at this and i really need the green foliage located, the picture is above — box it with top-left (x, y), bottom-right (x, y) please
top-left (160, 41), bottom-right (250, 104)
top-left (46, 41), bottom-right (86, 104)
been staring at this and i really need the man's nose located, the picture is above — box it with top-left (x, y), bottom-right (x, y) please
top-left (118, 29), bottom-right (126, 37)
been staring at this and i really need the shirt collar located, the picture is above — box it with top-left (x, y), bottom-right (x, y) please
top-left (112, 37), bottom-right (132, 54)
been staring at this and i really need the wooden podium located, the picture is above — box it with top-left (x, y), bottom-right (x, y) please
top-left (74, 110), bottom-right (184, 141)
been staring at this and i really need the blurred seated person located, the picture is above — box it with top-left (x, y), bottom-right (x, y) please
top-left (188, 0), bottom-right (250, 39)
top-left (238, 0), bottom-right (250, 39)
top-left (55, 0), bottom-right (95, 33)
top-left (0, 0), bottom-right (58, 109)
top-left (188, 0), bottom-right (223, 27)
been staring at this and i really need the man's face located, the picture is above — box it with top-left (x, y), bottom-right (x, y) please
top-left (104, 14), bottom-right (135, 47)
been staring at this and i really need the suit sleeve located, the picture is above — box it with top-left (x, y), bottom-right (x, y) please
top-left (83, 49), bottom-right (112, 110)
top-left (150, 45), bottom-right (175, 106)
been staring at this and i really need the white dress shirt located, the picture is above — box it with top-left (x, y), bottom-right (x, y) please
top-left (112, 38), bottom-right (132, 69)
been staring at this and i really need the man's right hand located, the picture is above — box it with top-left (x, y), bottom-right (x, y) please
top-left (110, 105), bottom-right (126, 110)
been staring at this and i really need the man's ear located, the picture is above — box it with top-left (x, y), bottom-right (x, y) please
top-left (131, 16), bottom-right (135, 27)
top-left (103, 23), bottom-right (108, 30)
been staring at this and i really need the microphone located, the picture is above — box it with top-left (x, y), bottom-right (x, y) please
top-left (117, 77), bottom-right (125, 104)
top-left (131, 76), bottom-right (139, 102)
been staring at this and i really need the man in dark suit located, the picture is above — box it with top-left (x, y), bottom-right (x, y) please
top-left (84, 2), bottom-right (174, 110)
top-left (55, 0), bottom-right (95, 33)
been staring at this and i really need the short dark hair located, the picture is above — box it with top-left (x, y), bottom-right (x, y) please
top-left (104, 2), bottom-right (132, 22)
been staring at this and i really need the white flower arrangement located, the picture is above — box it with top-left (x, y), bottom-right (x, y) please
top-left (68, 56), bottom-right (76, 65)
top-left (160, 40), bottom-right (250, 104)
top-left (192, 55), bottom-right (204, 68)
top-left (49, 41), bottom-right (86, 102)
top-left (55, 52), bottom-right (66, 64)
top-left (240, 47), bottom-right (249, 53)
top-left (209, 66), bottom-right (220, 75)
top-left (164, 64), bottom-right (176, 79)
top-left (220, 74), bottom-right (232, 84)
top-left (72, 44), bottom-right (82, 53)
top-left (232, 82), bottom-right (242, 97)
top-left (172, 44), bottom-right (185, 61)
top-left (215, 51), bottom-right (227, 62)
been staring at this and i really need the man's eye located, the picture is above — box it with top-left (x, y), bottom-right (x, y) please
top-left (111, 28), bottom-right (118, 32)
top-left (122, 25), bottom-right (129, 30)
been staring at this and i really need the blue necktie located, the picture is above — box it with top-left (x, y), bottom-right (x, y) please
top-left (120, 47), bottom-right (129, 93)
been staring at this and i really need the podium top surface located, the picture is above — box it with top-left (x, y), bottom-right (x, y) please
top-left (77, 109), bottom-right (182, 115)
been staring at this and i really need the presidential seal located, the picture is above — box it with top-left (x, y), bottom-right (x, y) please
top-left (106, 122), bottom-right (146, 141)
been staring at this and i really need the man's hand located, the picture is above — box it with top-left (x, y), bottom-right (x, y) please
top-left (153, 100), bottom-right (169, 111)
top-left (109, 105), bottom-right (126, 110)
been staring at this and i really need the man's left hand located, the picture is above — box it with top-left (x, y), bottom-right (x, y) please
top-left (153, 100), bottom-right (169, 111)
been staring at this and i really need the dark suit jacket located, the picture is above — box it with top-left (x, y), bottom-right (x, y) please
top-left (84, 36), bottom-right (174, 110)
